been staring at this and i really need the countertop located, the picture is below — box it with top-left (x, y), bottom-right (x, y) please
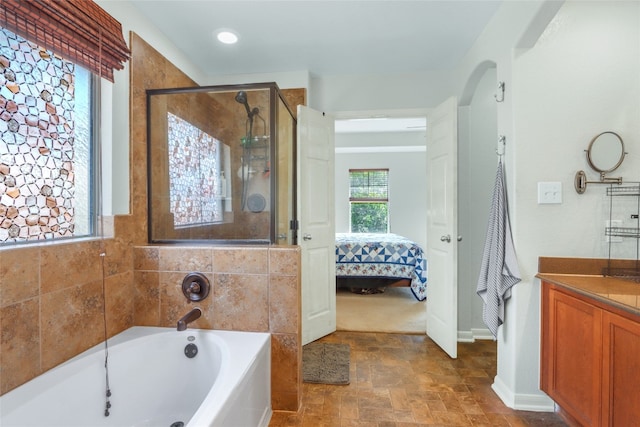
top-left (537, 272), bottom-right (640, 316)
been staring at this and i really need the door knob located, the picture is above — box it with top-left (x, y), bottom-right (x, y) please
top-left (303, 234), bottom-right (312, 241)
top-left (457, 235), bottom-right (463, 242)
top-left (440, 234), bottom-right (451, 243)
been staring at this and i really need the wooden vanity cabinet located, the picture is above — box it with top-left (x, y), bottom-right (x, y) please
top-left (541, 284), bottom-right (603, 426)
top-left (541, 281), bottom-right (640, 427)
top-left (601, 311), bottom-right (640, 427)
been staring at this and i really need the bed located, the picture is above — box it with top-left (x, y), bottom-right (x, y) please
top-left (335, 233), bottom-right (427, 301)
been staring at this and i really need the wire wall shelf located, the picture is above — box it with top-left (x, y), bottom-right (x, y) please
top-left (605, 182), bottom-right (640, 282)
top-left (606, 227), bottom-right (640, 239)
top-left (607, 184), bottom-right (640, 196)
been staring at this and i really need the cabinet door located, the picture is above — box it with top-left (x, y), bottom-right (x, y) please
top-left (544, 287), bottom-right (603, 427)
top-left (602, 311), bottom-right (640, 426)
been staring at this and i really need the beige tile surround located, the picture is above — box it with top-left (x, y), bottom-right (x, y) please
top-left (0, 216), bottom-right (135, 394)
top-left (133, 245), bottom-right (302, 411)
top-left (0, 236), bottom-right (302, 412)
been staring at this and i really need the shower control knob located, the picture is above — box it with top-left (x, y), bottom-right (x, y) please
top-left (181, 273), bottom-right (211, 302)
top-left (188, 282), bottom-right (201, 294)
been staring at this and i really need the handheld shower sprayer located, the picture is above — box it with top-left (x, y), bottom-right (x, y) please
top-left (235, 91), bottom-right (260, 120)
top-left (234, 90), bottom-right (268, 211)
top-left (235, 90), bottom-right (264, 147)
top-left (234, 90), bottom-right (247, 104)
top-left (235, 91), bottom-right (251, 116)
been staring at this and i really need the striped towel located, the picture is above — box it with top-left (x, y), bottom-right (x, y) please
top-left (476, 159), bottom-right (521, 338)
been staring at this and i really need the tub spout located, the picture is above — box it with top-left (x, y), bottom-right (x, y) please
top-left (177, 307), bottom-right (202, 331)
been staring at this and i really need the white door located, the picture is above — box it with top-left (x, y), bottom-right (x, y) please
top-left (426, 97), bottom-right (458, 358)
top-left (297, 105), bottom-right (336, 345)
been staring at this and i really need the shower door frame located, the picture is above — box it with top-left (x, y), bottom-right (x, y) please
top-left (145, 82), bottom-right (297, 245)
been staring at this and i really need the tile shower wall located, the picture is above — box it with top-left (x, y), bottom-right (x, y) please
top-left (0, 31), bottom-right (305, 412)
top-left (133, 244), bottom-right (301, 411)
top-left (0, 236), bottom-right (302, 412)
top-left (0, 215), bottom-right (135, 394)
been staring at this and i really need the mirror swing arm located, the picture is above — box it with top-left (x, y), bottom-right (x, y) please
top-left (574, 131), bottom-right (626, 194)
top-left (574, 170), bottom-right (623, 194)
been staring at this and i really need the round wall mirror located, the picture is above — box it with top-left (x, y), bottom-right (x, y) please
top-left (586, 131), bottom-right (625, 174)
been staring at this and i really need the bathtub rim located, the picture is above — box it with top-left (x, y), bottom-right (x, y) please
top-left (0, 326), bottom-right (272, 427)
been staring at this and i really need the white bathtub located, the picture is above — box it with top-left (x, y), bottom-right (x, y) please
top-left (0, 326), bottom-right (271, 427)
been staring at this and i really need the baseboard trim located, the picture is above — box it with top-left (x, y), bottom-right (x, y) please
top-left (492, 375), bottom-right (555, 412)
top-left (457, 328), bottom-right (494, 342)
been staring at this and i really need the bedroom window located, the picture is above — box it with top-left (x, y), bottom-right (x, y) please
top-left (349, 168), bottom-right (389, 233)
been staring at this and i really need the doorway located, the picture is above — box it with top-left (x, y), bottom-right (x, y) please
top-left (330, 62), bottom-right (499, 340)
top-left (333, 112), bottom-right (428, 333)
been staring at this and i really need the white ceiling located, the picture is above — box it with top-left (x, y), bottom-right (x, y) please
top-left (128, 0), bottom-right (502, 78)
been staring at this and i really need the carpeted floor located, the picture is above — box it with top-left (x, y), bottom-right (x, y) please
top-left (336, 286), bottom-right (426, 333)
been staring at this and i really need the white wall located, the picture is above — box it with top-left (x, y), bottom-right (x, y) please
top-left (311, 70), bottom-right (454, 113)
top-left (334, 132), bottom-right (427, 249)
top-left (499, 0), bottom-right (640, 408)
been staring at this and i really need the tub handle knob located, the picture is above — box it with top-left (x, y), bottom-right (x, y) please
top-left (181, 273), bottom-right (211, 302)
top-left (188, 282), bottom-right (201, 294)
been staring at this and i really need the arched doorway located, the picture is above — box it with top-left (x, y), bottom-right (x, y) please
top-left (457, 61), bottom-right (500, 340)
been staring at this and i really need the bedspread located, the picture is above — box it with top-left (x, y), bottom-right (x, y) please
top-left (336, 233), bottom-right (427, 301)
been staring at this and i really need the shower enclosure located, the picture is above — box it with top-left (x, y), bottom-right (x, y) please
top-left (146, 83), bottom-right (296, 244)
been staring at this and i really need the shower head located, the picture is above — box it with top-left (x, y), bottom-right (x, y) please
top-left (235, 90), bottom-right (247, 105)
top-left (235, 90), bottom-right (259, 119)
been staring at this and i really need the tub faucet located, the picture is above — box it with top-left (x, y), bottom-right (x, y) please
top-left (177, 307), bottom-right (202, 331)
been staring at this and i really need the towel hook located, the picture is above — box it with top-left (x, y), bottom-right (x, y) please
top-left (494, 81), bottom-right (505, 103)
top-left (496, 135), bottom-right (506, 157)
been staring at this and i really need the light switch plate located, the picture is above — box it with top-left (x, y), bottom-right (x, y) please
top-left (538, 182), bottom-right (562, 204)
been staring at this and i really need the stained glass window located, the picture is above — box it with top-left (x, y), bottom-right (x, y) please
top-left (167, 113), bottom-right (222, 227)
top-left (0, 27), bottom-right (94, 244)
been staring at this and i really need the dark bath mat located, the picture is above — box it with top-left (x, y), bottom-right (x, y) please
top-left (302, 342), bottom-right (350, 385)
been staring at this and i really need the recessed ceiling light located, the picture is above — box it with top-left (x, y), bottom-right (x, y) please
top-left (216, 30), bottom-right (238, 45)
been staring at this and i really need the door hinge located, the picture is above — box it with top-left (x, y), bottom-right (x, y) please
top-left (289, 219), bottom-right (299, 230)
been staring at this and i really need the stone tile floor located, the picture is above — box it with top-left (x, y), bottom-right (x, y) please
top-left (269, 332), bottom-right (567, 426)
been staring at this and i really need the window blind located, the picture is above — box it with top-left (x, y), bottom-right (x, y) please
top-left (0, 0), bottom-right (129, 82)
top-left (349, 169), bottom-right (389, 202)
